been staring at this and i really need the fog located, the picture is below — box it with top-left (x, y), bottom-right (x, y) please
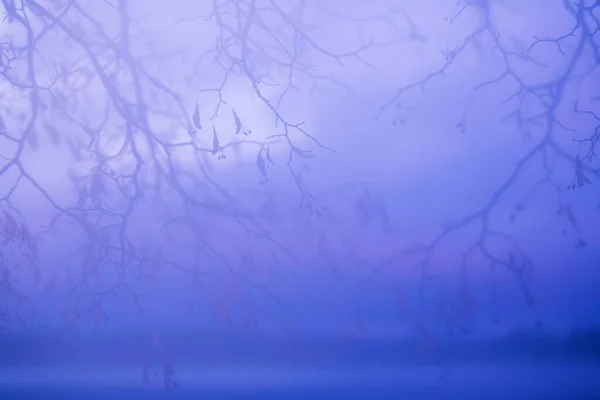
top-left (0, 0), bottom-right (599, 398)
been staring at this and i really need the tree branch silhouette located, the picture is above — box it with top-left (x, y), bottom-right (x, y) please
top-left (0, 0), bottom-right (598, 388)
top-left (366, 0), bottom-right (600, 334)
top-left (0, 0), bottom-right (391, 353)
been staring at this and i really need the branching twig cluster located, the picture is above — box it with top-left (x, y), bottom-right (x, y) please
top-left (368, 0), bottom-right (600, 336)
top-left (0, 0), bottom-right (398, 346)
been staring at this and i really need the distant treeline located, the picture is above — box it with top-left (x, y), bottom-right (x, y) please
top-left (1, 327), bottom-right (599, 368)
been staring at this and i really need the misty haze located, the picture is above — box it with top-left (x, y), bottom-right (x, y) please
top-left (0, 0), bottom-right (599, 398)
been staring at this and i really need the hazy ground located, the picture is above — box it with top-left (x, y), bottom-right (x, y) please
top-left (1, 331), bottom-right (599, 399)
top-left (1, 362), bottom-right (599, 399)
